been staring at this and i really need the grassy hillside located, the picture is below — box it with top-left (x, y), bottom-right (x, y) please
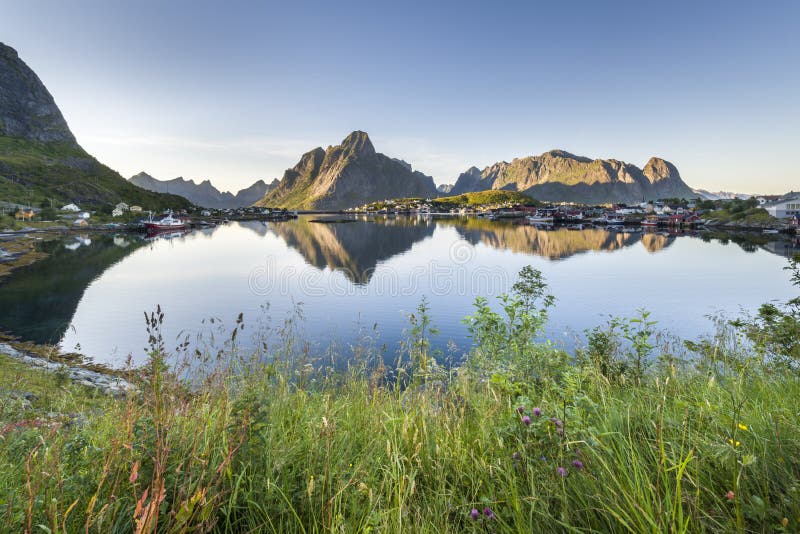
top-left (0, 136), bottom-right (192, 210)
top-left (704, 198), bottom-right (777, 225)
top-left (435, 189), bottom-right (537, 206)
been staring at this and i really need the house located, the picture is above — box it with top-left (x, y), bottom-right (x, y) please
top-left (765, 194), bottom-right (800, 218)
top-left (78, 212), bottom-right (91, 220)
top-left (200, 209), bottom-right (212, 217)
top-left (115, 202), bottom-right (130, 212)
top-left (112, 208), bottom-right (124, 217)
top-left (73, 218), bottom-right (89, 227)
top-left (130, 206), bottom-right (143, 213)
top-left (14, 209), bottom-right (35, 221)
top-left (61, 203), bottom-right (80, 212)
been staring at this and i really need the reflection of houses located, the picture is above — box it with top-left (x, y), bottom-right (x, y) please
top-left (765, 194), bottom-right (800, 218)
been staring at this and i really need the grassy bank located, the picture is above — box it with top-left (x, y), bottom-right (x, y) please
top-left (1, 265), bottom-right (799, 532)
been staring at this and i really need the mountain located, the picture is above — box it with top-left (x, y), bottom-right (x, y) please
top-left (437, 184), bottom-right (454, 194)
top-left (0, 42), bottom-right (190, 209)
top-left (450, 150), bottom-right (695, 204)
top-left (256, 131), bottom-right (438, 210)
top-left (129, 173), bottom-right (277, 208)
top-left (691, 188), bottom-right (752, 201)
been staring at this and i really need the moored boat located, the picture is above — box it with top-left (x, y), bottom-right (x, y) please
top-left (144, 211), bottom-right (186, 231)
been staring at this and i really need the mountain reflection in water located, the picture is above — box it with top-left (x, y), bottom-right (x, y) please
top-left (0, 215), bottom-right (796, 366)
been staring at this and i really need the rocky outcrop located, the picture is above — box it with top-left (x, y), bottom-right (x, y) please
top-left (256, 131), bottom-right (438, 210)
top-left (451, 150), bottom-right (695, 203)
top-left (0, 343), bottom-right (133, 396)
top-left (0, 43), bottom-right (76, 144)
top-left (129, 172), bottom-right (278, 208)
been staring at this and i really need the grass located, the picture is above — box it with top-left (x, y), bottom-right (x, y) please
top-left (0, 269), bottom-right (799, 532)
top-left (434, 190), bottom-right (537, 207)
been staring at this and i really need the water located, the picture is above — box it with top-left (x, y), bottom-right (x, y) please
top-left (0, 216), bottom-right (797, 367)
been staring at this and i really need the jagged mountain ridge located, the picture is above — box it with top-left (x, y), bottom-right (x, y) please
top-left (256, 131), bottom-right (438, 210)
top-left (129, 172), bottom-right (278, 208)
top-left (0, 42), bottom-right (190, 209)
top-left (450, 150), bottom-right (694, 203)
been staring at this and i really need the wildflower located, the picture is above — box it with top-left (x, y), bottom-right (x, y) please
top-left (572, 459), bottom-right (584, 471)
top-left (540, 456), bottom-right (547, 462)
top-left (725, 490), bottom-right (735, 501)
top-left (728, 439), bottom-right (740, 447)
top-left (517, 406), bottom-right (525, 414)
top-left (522, 415), bottom-right (531, 426)
top-left (737, 423), bottom-right (748, 431)
top-left (512, 452), bottom-right (521, 461)
top-left (782, 518), bottom-right (789, 528)
top-left (556, 427), bottom-right (565, 436)
top-left (551, 417), bottom-right (563, 428)
top-left (470, 508), bottom-right (479, 520)
top-left (483, 506), bottom-right (495, 519)
top-left (557, 466), bottom-right (568, 477)
top-left (533, 407), bottom-right (542, 417)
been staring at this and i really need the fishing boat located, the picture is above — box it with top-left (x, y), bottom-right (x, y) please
top-left (604, 213), bottom-right (625, 225)
top-left (144, 211), bottom-right (186, 231)
top-left (525, 208), bottom-right (557, 224)
top-left (641, 216), bottom-right (660, 228)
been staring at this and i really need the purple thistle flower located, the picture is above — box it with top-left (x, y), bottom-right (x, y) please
top-left (533, 407), bottom-right (542, 417)
top-left (556, 427), bottom-right (565, 436)
top-left (517, 406), bottom-right (525, 414)
top-left (470, 508), bottom-right (479, 520)
top-left (557, 466), bottom-right (568, 477)
top-left (550, 418), bottom-right (563, 428)
top-left (522, 415), bottom-right (531, 426)
top-left (572, 459), bottom-right (584, 470)
top-left (483, 506), bottom-right (495, 519)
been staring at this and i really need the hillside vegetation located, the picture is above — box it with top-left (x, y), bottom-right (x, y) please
top-left (0, 137), bottom-right (192, 210)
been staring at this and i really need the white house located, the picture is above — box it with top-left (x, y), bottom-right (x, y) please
top-left (61, 203), bottom-right (80, 212)
top-left (765, 195), bottom-right (800, 218)
top-left (115, 202), bottom-right (130, 212)
top-left (78, 211), bottom-right (91, 220)
top-left (112, 207), bottom-right (124, 217)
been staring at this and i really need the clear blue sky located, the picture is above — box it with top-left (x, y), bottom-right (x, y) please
top-left (2, 0), bottom-right (798, 194)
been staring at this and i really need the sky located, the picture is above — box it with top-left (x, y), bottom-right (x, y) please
top-left (2, 0), bottom-right (798, 194)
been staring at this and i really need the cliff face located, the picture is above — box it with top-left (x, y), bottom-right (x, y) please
top-left (256, 131), bottom-right (438, 210)
top-left (0, 43), bottom-right (76, 145)
top-left (451, 150), bottom-right (694, 203)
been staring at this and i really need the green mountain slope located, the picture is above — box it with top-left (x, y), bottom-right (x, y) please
top-left (0, 42), bottom-right (190, 210)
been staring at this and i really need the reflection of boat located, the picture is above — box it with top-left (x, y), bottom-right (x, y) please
top-left (144, 211), bottom-right (186, 231)
top-left (145, 229), bottom-right (187, 241)
top-left (762, 229), bottom-right (779, 235)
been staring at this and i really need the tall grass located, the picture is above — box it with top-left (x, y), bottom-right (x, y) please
top-left (1, 265), bottom-right (799, 532)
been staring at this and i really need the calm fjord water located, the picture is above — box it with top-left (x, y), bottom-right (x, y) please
top-left (1, 216), bottom-right (797, 367)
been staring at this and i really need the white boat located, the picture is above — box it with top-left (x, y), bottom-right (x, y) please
top-left (604, 214), bottom-right (625, 225)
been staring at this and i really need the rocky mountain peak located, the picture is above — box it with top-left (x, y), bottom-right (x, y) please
top-left (340, 130), bottom-right (375, 158)
top-left (643, 157), bottom-right (680, 183)
top-left (0, 42), bottom-right (77, 145)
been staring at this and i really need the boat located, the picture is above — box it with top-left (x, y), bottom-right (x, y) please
top-left (604, 214), bottom-right (625, 225)
top-left (144, 211), bottom-right (186, 231)
top-left (641, 216), bottom-right (659, 228)
top-left (525, 208), bottom-right (557, 224)
top-left (762, 229), bottom-right (779, 235)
